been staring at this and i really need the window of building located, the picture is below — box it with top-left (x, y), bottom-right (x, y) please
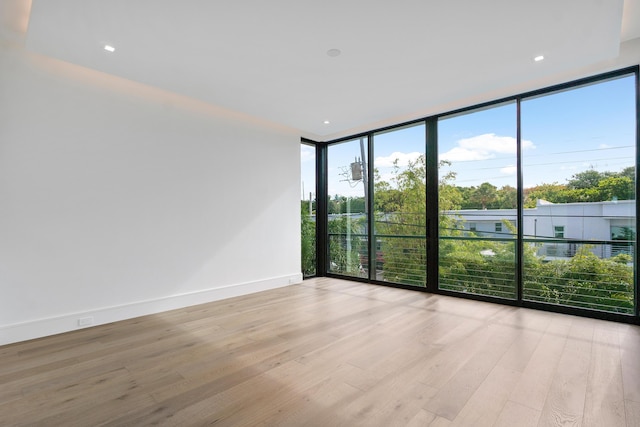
top-left (611, 225), bottom-right (635, 257)
top-left (554, 226), bottom-right (565, 239)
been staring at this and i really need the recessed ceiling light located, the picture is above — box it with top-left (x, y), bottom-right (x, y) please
top-left (534, 55), bottom-right (544, 62)
top-left (326, 49), bottom-right (341, 57)
top-left (323, 120), bottom-right (330, 124)
top-left (104, 45), bottom-right (115, 52)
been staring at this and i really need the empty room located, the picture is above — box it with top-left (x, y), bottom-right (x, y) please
top-left (2, 1), bottom-right (640, 425)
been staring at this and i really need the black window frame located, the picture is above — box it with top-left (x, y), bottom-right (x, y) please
top-left (302, 65), bottom-right (640, 324)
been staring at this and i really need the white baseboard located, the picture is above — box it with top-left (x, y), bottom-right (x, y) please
top-left (0, 273), bottom-right (303, 346)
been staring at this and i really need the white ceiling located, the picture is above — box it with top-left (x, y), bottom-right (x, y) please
top-left (4, 0), bottom-right (640, 139)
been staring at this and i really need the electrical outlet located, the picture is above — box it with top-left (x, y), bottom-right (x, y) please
top-left (78, 316), bottom-right (93, 327)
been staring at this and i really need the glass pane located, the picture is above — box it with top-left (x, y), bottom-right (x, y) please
top-left (521, 75), bottom-right (636, 314)
top-left (327, 138), bottom-right (368, 277)
top-left (438, 102), bottom-right (518, 299)
top-left (373, 123), bottom-right (426, 286)
top-left (301, 143), bottom-right (316, 277)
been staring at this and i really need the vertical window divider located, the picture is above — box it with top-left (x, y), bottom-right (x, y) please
top-left (516, 98), bottom-right (524, 303)
top-left (366, 134), bottom-right (375, 281)
top-left (635, 70), bottom-right (640, 318)
top-left (426, 118), bottom-right (439, 292)
top-left (316, 141), bottom-right (328, 277)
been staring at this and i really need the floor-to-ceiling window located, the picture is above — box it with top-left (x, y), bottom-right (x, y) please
top-left (437, 102), bottom-right (518, 299)
top-left (317, 67), bottom-right (638, 321)
top-left (327, 137), bottom-right (369, 277)
top-left (373, 123), bottom-right (427, 286)
top-left (301, 141), bottom-right (316, 277)
top-left (521, 75), bottom-right (636, 314)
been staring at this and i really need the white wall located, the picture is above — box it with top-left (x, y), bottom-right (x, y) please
top-left (0, 42), bottom-right (302, 345)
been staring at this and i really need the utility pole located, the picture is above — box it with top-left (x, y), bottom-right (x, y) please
top-left (360, 137), bottom-right (369, 278)
top-left (359, 138), bottom-right (368, 218)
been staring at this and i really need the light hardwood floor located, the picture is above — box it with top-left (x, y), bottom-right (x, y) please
top-left (1, 277), bottom-right (639, 426)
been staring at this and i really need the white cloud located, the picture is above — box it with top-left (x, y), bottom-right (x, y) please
top-left (440, 133), bottom-right (534, 162)
top-left (598, 143), bottom-right (612, 149)
top-left (375, 151), bottom-right (422, 168)
top-left (440, 146), bottom-right (489, 162)
top-left (500, 165), bottom-right (517, 175)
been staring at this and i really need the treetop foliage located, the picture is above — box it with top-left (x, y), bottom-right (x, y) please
top-left (327, 161), bottom-right (635, 213)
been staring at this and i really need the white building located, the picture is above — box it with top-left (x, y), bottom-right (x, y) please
top-left (449, 199), bottom-right (636, 259)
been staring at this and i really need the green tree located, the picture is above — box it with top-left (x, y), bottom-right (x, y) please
top-left (619, 166), bottom-right (635, 181)
top-left (328, 195), bottom-right (345, 214)
top-left (300, 206), bottom-right (316, 276)
top-left (376, 155), bottom-right (428, 286)
top-left (568, 169), bottom-right (604, 189)
top-left (596, 176), bottom-right (634, 200)
top-left (334, 158), bottom-right (636, 312)
top-left (373, 156), bottom-right (461, 286)
top-left (495, 185), bottom-right (517, 209)
top-left (329, 196), bottom-right (366, 214)
top-left (374, 167), bottom-right (403, 213)
top-left (523, 246), bottom-right (633, 313)
top-left (328, 215), bottom-right (364, 275)
top-left (300, 200), bottom-right (315, 215)
top-left (524, 183), bottom-right (581, 206)
top-left (439, 219), bottom-right (521, 299)
top-left (470, 182), bottom-right (497, 209)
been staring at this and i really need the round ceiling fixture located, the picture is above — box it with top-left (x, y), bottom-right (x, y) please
top-left (326, 49), bottom-right (341, 57)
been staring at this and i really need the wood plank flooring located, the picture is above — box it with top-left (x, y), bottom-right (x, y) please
top-left (1, 277), bottom-right (639, 426)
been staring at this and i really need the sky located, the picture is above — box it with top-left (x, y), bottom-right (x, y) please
top-left (302, 74), bottom-right (636, 200)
